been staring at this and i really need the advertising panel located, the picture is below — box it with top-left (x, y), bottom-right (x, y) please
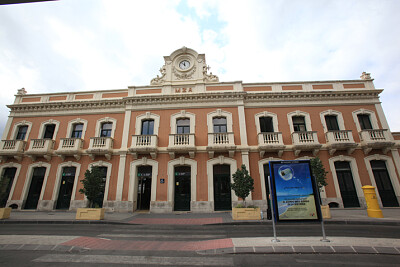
top-left (269, 160), bottom-right (322, 222)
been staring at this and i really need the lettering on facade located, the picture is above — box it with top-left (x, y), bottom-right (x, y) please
top-left (174, 87), bottom-right (193, 93)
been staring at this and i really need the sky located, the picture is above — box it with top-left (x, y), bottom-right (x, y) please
top-left (1, 0), bottom-right (400, 135)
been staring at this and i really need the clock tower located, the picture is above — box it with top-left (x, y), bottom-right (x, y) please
top-left (150, 47), bottom-right (219, 86)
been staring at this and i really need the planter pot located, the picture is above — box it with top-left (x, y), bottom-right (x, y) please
top-left (232, 207), bottom-right (261, 220)
top-left (321, 205), bottom-right (331, 219)
top-left (0, 207), bottom-right (11, 219)
top-left (76, 208), bottom-right (105, 220)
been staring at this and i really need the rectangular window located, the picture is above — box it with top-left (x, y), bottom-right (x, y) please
top-left (259, 117), bottom-right (274, 132)
top-left (141, 120), bottom-right (154, 135)
top-left (357, 114), bottom-right (373, 130)
top-left (325, 115), bottom-right (340, 131)
top-left (177, 118), bottom-right (190, 134)
top-left (292, 116), bottom-right (306, 132)
top-left (71, 123), bottom-right (84, 138)
top-left (100, 122), bottom-right (113, 137)
top-left (43, 124), bottom-right (56, 139)
top-left (213, 117), bottom-right (227, 133)
top-left (16, 125), bottom-right (28, 140)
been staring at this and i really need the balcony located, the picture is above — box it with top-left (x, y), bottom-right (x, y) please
top-left (168, 134), bottom-right (196, 159)
top-left (25, 139), bottom-right (55, 161)
top-left (207, 132), bottom-right (236, 158)
top-left (87, 137), bottom-right (113, 160)
top-left (291, 131), bottom-right (322, 156)
top-left (0, 140), bottom-right (26, 161)
top-left (55, 138), bottom-right (84, 160)
top-left (325, 130), bottom-right (357, 155)
top-left (257, 132), bottom-right (285, 157)
top-left (129, 135), bottom-right (158, 159)
top-left (359, 129), bottom-right (395, 155)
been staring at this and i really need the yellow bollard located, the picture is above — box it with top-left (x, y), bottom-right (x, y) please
top-left (362, 185), bottom-right (384, 218)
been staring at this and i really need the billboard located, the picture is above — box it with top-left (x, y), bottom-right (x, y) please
top-left (269, 160), bottom-right (322, 222)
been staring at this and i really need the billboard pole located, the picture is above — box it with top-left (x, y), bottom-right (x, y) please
top-left (268, 176), bottom-right (279, 243)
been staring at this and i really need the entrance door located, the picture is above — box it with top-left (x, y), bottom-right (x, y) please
top-left (263, 163), bottom-right (272, 220)
top-left (137, 166), bottom-right (152, 210)
top-left (24, 167), bottom-right (46, 209)
top-left (93, 167), bottom-right (107, 208)
top-left (174, 166), bottom-right (191, 211)
top-left (371, 160), bottom-right (399, 207)
top-left (0, 167), bottom-right (17, 207)
top-left (334, 161), bottom-right (360, 208)
top-left (213, 164), bottom-right (232, 211)
top-left (56, 167), bottom-right (76, 210)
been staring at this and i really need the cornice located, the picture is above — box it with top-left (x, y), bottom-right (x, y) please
top-left (7, 89), bottom-right (382, 113)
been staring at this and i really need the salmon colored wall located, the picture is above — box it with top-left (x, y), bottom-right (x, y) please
top-left (49, 96), bottom-right (67, 101)
top-left (75, 94), bottom-right (94, 100)
top-left (21, 97), bottom-right (41, 103)
top-left (244, 86), bottom-right (272, 92)
top-left (206, 86), bottom-right (233, 91)
top-left (136, 89), bottom-right (162, 95)
top-left (312, 84), bottom-right (333, 90)
top-left (343, 83), bottom-right (365, 89)
top-left (282, 85), bottom-right (302, 90)
top-left (102, 92), bottom-right (128, 98)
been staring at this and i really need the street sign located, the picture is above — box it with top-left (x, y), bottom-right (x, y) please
top-left (269, 160), bottom-right (322, 222)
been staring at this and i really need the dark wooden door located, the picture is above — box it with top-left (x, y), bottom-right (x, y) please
top-left (24, 167), bottom-right (46, 209)
top-left (0, 167), bottom-right (17, 207)
top-left (335, 161), bottom-right (360, 208)
top-left (371, 160), bottom-right (399, 207)
top-left (213, 164), bottom-right (232, 211)
top-left (56, 167), bottom-right (76, 210)
top-left (174, 166), bottom-right (191, 211)
top-left (137, 166), bottom-right (152, 210)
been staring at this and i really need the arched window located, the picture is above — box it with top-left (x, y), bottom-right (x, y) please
top-left (176, 118), bottom-right (190, 134)
top-left (213, 117), bottom-right (227, 133)
top-left (100, 122), bottom-right (113, 137)
top-left (141, 119), bottom-right (154, 135)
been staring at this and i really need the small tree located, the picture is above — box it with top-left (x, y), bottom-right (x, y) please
top-left (310, 157), bottom-right (328, 203)
top-left (79, 166), bottom-right (105, 208)
top-left (231, 165), bottom-right (254, 207)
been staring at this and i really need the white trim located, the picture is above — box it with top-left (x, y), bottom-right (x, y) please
top-left (167, 157), bottom-right (197, 206)
top-left (21, 162), bottom-right (51, 209)
top-left (328, 155), bottom-right (364, 208)
top-left (52, 161), bottom-right (81, 208)
top-left (38, 119), bottom-right (60, 140)
top-left (238, 105), bottom-right (248, 146)
top-left (135, 112), bottom-right (160, 135)
top-left (207, 156), bottom-right (238, 204)
top-left (88, 161), bottom-right (112, 204)
top-left (364, 154), bottom-right (400, 206)
top-left (66, 118), bottom-right (88, 139)
top-left (319, 110), bottom-right (345, 132)
top-left (254, 111), bottom-right (279, 133)
top-left (0, 163), bottom-right (21, 205)
top-left (170, 110), bottom-right (196, 134)
top-left (1, 117), bottom-right (13, 140)
top-left (207, 109), bottom-right (233, 133)
top-left (10, 120), bottom-right (32, 141)
top-left (287, 110), bottom-right (312, 132)
top-left (95, 117), bottom-right (117, 138)
top-left (258, 157), bottom-right (282, 200)
top-left (129, 157), bottom-right (158, 210)
top-left (352, 109), bottom-right (379, 132)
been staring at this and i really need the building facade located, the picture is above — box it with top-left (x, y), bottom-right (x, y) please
top-left (0, 47), bottom-right (399, 213)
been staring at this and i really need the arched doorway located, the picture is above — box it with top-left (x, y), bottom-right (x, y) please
top-left (174, 165), bottom-right (191, 211)
top-left (213, 164), bottom-right (232, 211)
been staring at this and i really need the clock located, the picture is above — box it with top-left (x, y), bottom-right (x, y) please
top-left (179, 60), bottom-right (190, 70)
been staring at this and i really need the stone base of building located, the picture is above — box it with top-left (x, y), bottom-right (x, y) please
top-left (150, 201), bottom-right (173, 213)
top-left (103, 201), bottom-right (134, 212)
top-left (70, 200), bottom-right (88, 210)
top-left (191, 201), bottom-right (213, 212)
top-left (37, 200), bottom-right (55, 211)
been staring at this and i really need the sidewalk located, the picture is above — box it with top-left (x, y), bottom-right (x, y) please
top-left (1, 208), bottom-right (399, 255)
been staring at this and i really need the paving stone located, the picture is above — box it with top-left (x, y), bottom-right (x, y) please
top-left (353, 246), bottom-right (377, 254)
top-left (53, 245), bottom-right (72, 252)
top-left (273, 246), bottom-right (294, 253)
top-left (332, 246), bottom-right (355, 253)
top-left (36, 245), bottom-right (57, 251)
top-left (215, 247), bottom-right (234, 254)
top-left (198, 249), bottom-right (216, 255)
top-left (19, 244), bottom-right (40, 250)
top-left (254, 246), bottom-right (274, 253)
top-left (235, 247), bottom-right (254, 253)
top-left (312, 246), bottom-right (335, 253)
top-left (374, 247), bottom-right (400, 254)
top-left (293, 246), bottom-right (314, 253)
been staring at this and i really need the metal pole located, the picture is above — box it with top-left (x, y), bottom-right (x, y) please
top-left (268, 175), bottom-right (280, 243)
top-left (314, 184), bottom-right (330, 242)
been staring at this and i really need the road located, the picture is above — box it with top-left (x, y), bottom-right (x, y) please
top-left (0, 223), bottom-right (399, 266)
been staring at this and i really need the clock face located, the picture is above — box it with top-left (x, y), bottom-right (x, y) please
top-left (179, 60), bottom-right (190, 70)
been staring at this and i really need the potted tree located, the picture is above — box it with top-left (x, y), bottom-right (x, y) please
top-left (76, 166), bottom-right (106, 220)
top-left (310, 157), bottom-right (330, 219)
top-left (0, 175), bottom-right (12, 219)
top-left (231, 165), bottom-right (260, 220)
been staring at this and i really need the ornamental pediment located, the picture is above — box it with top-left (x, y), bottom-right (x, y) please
top-left (151, 47), bottom-right (219, 85)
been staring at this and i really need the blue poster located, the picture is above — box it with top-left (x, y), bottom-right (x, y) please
top-left (269, 160), bottom-right (321, 221)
